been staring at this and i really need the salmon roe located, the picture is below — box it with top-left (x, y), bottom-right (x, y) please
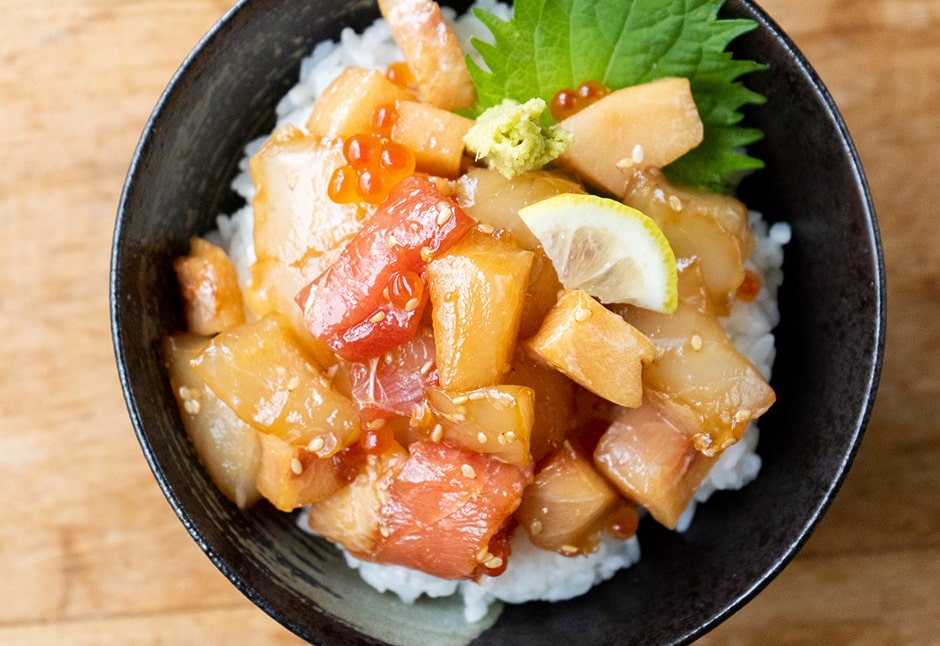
top-left (360, 422), bottom-right (396, 455)
top-left (386, 270), bottom-right (425, 311)
top-left (606, 503), bottom-right (639, 540)
top-left (549, 80), bottom-right (610, 122)
top-left (386, 61), bottom-right (416, 89)
top-left (371, 103), bottom-right (399, 138)
top-left (476, 520), bottom-right (515, 578)
top-left (328, 109), bottom-right (416, 206)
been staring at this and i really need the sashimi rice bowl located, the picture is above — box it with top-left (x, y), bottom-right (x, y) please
top-left (111, 0), bottom-right (883, 643)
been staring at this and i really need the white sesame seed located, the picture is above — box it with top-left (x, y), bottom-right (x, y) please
top-left (467, 391), bottom-right (486, 401)
top-left (631, 144), bottom-right (645, 164)
top-left (366, 418), bottom-right (386, 431)
top-left (370, 311), bottom-right (386, 324)
top-left (183, 398), bottom-right (201, 415)
top-left (461, 464), bottom-right (477, 479)
top-left (436, 202), bottom-right (453, 226)
top-left (560, 544), bottom-right (579, 555)
top-left (178, 386), bottom-right (192, 401)
top-left (419, 360), bottom-right (434, 376)
top-left (431, 424), bottom-right (444, 442)
top-left (668, 195), bottom-right (683, 211)
top-left (484, 555), bottom-right (503, 569)
top-left (504, 431), bottom-right (517, 444)
top-left (404, 297), bottom-right (420, 312)
top-left (450, 395), bottom-right (469, 405)
top-left (275, 365), bottom-right (288, 377)
top-left (290, 458), bottom-right (303, 475)
top-left (477, 432), bottom-right (488, 444)
top-left (477, 223), bottom-right (495, 234)
top-left (530, 520), bottom-right (543, 535)
top-left (690, 334), bottom-right (703, 351)
top-left (420, 246), bottom-right (432, 262)
top-left (307, 436), bottom-right (326, 453)
top-left (615, 157), bottom-right (634, 170)
top-left (287, 376), bottom-right (301, 391)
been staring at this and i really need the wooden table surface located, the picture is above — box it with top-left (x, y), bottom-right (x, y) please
top-left (2, 0), bottom-right (937, 643)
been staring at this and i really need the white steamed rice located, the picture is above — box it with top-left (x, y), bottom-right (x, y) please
top-left (210, 0), bottom-right (790, 624)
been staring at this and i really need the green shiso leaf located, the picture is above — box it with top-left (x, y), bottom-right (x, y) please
top-left (466, 0), bottom-right (767, 194)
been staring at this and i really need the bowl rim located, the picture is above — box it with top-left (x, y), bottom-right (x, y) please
top-left (696, 0), bottom-right (887, 635)
top-left (110, 0), bottom-right (887, 643)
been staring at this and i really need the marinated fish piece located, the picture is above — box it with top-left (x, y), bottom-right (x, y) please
top-left (527, 289), bottom-right (656, 408)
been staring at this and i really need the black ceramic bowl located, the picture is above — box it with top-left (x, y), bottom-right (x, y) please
top-left (111, 1), bottom-right (885, 643)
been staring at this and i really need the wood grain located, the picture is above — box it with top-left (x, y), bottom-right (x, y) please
top-left (1, 0), bottom-right (937, 644)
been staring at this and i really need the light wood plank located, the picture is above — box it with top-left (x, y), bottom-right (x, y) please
top-left (1, 0), bottom-right (937, 643)
top-left (0, 605), bottom-right (304, 645)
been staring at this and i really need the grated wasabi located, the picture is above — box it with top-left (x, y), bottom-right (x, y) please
top-left (463, 98), bottom-right (571, 179)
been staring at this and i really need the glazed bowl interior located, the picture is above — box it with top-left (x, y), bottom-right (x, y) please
top-left (110, 0), bottom-right (885, 644)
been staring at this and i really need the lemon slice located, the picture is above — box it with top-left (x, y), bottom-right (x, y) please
top-left (518, 193), bottom-right (677, 313)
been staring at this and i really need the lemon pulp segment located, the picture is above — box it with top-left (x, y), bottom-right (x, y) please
top-left (518, 193), bottom-right (677, 313)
